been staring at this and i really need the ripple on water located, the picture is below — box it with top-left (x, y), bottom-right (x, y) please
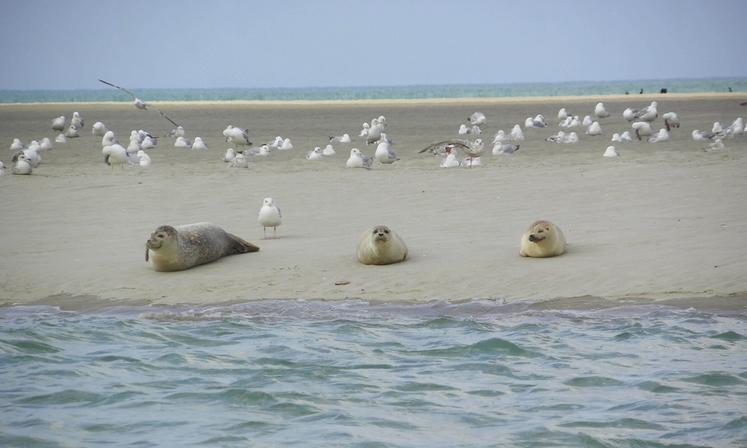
top-left (410, 337), bottom-right (535, 358)
top-left (680, 373), bottom-right (745, 386)
top-left (711, 331), bottom-right (746, 342)
top-left (559, 418), bottom-right (666, 431)
top-left (17, 389), bottom-right (104, 406)
top-left (564, 376), bottom-right (625, 387)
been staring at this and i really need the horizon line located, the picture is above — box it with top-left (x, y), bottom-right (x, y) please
top-left (2, 76), bottom-right (747, 92)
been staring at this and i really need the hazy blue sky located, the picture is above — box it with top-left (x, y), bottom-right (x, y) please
top-left (1, 0), bottom-right (746, 90)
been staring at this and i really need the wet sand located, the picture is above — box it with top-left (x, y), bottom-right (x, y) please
top-left (1, 94), bottom-right (746, 309)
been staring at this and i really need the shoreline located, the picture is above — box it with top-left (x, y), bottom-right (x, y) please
top-left (1, 92), bottom-right (745, 109)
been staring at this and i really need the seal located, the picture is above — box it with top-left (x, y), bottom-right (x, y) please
top-left (519, 220), bottom-right (566, 258)
top-left (145, 222), bottom-right (259, 271)
top-left (356, 225), bottom-right (408, 265)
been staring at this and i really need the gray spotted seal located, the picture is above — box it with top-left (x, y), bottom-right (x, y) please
top-left (356, 225), bottom-right (408, 265)
top-left (145, 222), bottom-right (259, 271)
top-left (519, 220), bottom-right (566, 258)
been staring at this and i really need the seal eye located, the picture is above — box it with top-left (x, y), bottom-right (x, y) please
top-left (384, 229), bottom-right (389, 233)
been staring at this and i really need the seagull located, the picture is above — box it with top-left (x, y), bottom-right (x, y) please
top-left (258, 197), bottom-right (282, 239)
top-left (510, 124), bottom-right (524, 142)
top-left (374, 133), bottom-right (398, 164)
top-left (102, 130), bottom-right (118, 147)
top-left (137, 150), bottom-right (151, 167)
top-left (229, 153), bottom-right (249, 168)
top-left (174, 136), bottom-right (192, 148)
top-left (51, 116), bottom-right (66, 132)
top-left (102, 143), bottom-right (132, 169)
top-left (55, 134), bottom-right (66, 143)
top-left (346, 148), bottom-right (373, 168)
top-left (582, 115), bottom-right (593, 127)
top-left (557, 108), bottom-right (569, 121)
top-left (726, 117), bottom-right (744, 136)
top-left (11, 153), bottom-right (33, 175)
top-left (421, 138), bottom-right (483, 167)
top-left (532, 114), bottom-right (547, 128)
top-left (223, 125), bottom-right (252, 146)
top-left (91, 121), bottom-right (108, 136)
top-left (691, 129), bottom-right (715, 141)
top-left (65, 124), bottom-right (81, 138)
top-left (662, 112), bottom-right (680, 131)
top-left (39, 137), bottom-right (53, 151)
top-left (224, 148), bottom-right (236, 162)
top-left (492, 130), bottom-right (508, 144)
top-left (492, 143), bottom-right (520, 155)
top-left (306, 147), bottom-right (324, 160)
top-left (634, 101), bottom-right (658, 122)
top-left (440, 148), bottom-right (461, 168)
top-left (594, 102), bottom-right (610, 119)
top-left (98, 78), bottom-right (180, 127)
top-left (603, 145), bottom-right (619, 157)
top-left (586, 121), bottom-right (602, 136)
top-left (141, 135), bottom-right (157, 149)
top-left (631, 121), bottom-right (653, 140)
top-left (545, 131), bottom-right (567, 144)
top-left (322, 144), bottom-right (336, 156)
top-left (466, 111), bottom-right (487, 126)
top-left (169, 125), bottom-right (186, 138)
top-left (71, 112), bottom-right (84, 129)
top-left (329, 133), bottom-right (351, 143)
top-left (648, 128), bottom-right (669, 143)
top-left (9, 138), bottom-right (24, 151)
top-left (623, 107), bottom-right (637, 122)
top-left (705, 138), bottom-right (725, 151)
top-left (99, 78), bottom-right (148, 109)
top-left (365, 118), bottom-right (383, 145)
top-left (192, 137), bottom-right (208, 150)
top-left (269, 136), bottom-right (284, 148)
top-left (458, 123), bottom-right (482, 135)
top-left (278, 138), bottom-right (293, 150)
top-left (358, 122), bottom-right (370, 138)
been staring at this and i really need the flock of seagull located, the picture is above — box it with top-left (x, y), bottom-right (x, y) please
top-left (2, 79), bottom-right (746, 176)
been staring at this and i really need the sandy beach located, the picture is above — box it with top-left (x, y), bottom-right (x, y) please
top-left (1, 94), bottom-right (746, 309)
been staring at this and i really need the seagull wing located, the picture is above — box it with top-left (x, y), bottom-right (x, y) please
top-left (98, 78), bottom-right (138, 100)
top-left (153, 106), bottom-right (180, 127)
top-left (418, 139), bottom-right (470, 154)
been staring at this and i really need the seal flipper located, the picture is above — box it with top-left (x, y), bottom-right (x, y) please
top-left (225, 232), bottom-right (260, 254)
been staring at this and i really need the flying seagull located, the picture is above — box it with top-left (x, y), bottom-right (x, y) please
top-left (98, 78), bottom-right (180, 127)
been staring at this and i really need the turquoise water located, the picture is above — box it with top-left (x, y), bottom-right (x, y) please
top-left (1, 300), bottom-right (746, 447)
top-left (1, 78), bottom-right (746, 104)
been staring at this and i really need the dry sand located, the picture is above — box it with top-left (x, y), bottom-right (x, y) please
top-left (1, 94), bottom-right (746, 309)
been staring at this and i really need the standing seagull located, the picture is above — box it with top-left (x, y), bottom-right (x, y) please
top-left (258, 197), bottom-right (282, 239)
top-left (98, 79), bottom-right (180, 127)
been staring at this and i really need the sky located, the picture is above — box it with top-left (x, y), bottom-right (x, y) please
top-left (1, 0), bottom-right (746, 90)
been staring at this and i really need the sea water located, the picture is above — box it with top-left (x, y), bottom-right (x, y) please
top-left (1, 78), bottom-right (746, 104)
top-left (1, 300), bottom-right (745, 447)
